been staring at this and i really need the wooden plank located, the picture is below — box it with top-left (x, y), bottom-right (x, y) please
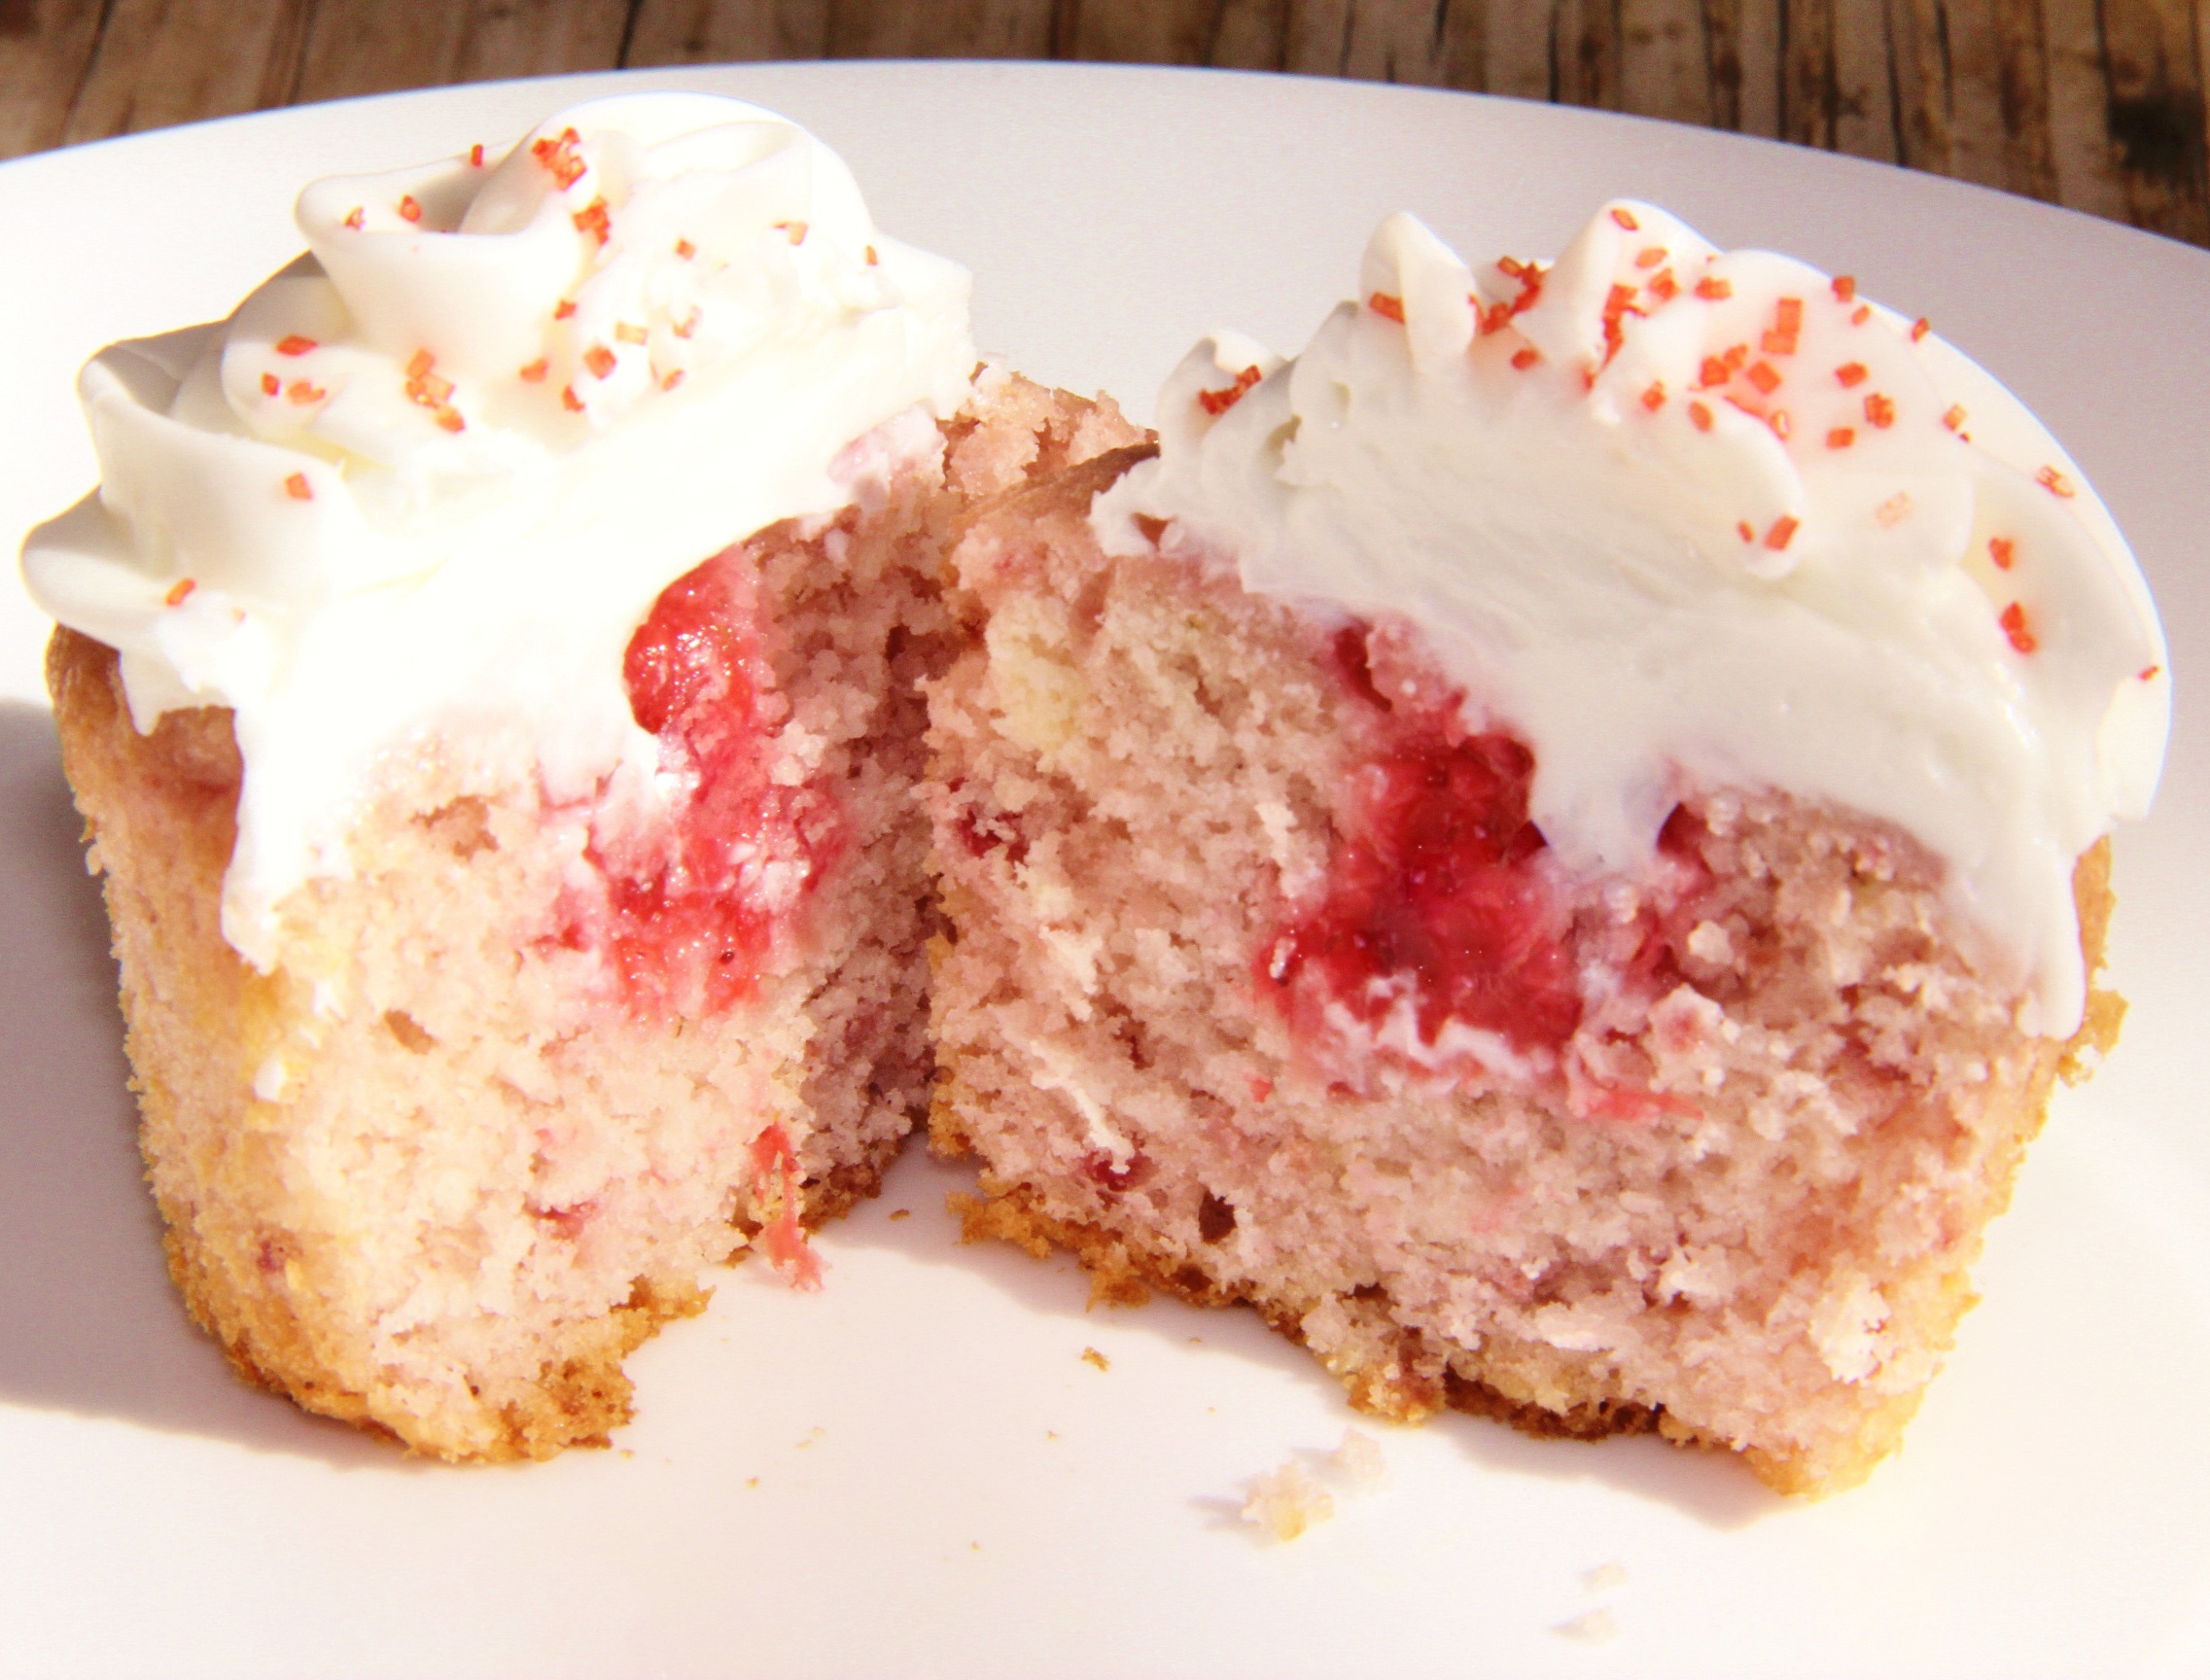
top-left (61, 0), bottom-right (310, 145)
top-left (1937, 0), bottom-right (2027, 192)
top-left (1058, 0), bottom-right (1212, 61)
top-left (1990, 0), bottom-right (2058, 198)
top-left (1830, 0), bottom-right (1897, 159)
top-left (451, 0), bottom-right (629, 84)
top-left (1209, 0), bottom-right (1292, 69)
top-left (1481, 0), bottom-right (1555, 101)
top-left (2039, 0), bottom-right (2128, 221)
top-left (1620, 0), bottom-right (1716, 125)
top-left (1780, 0), bottom-right (1834, 147)
top-left (1554, 0), bottom-right (1624, 107)
top-left (0, 0), bottom-right (104, 158)
top-left (1883, 0), bottom-right (1952, 171)
top-left (824, 0), bottom-right (1054, 58)
top-left (1282, 0), bottom-right (1353, 74)
top-left (2098, 0), bottom-right (2210, 243)
top-left (291, 0), bottom-right (626, 104)
top-left (1433, 0), bottom-right (1486, 91)
top-left (625, 0), bottom-right (830, 64)
top-left (1336, 0), bottom-right (1452, 84)
top-left (1702, 0), bottom-right (1782, 135)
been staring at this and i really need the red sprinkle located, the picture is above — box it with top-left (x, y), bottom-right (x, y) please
top-left (517, 358), bottom-right (548, 383)
top-left (2036, 464), bottom-right (2078, 498)
top-left (1744, 361), bottom-right (1781, 395)
top-left (1943, 403), bottom-right (1968, 432)
top-left (1827, 427), bottom-right (1855, 449)
top-left (275, 334), bottom-right (317, 356)
top-left (1198, 364), bottom-right (1264, 415)
top-left (573, 197), bottom-right (612, 247)
top-left (1851, 303), bottom-right (1873, 325)
top-left (259, 372), bottom-right (279, 397)
top-left (1368, 292), bottom-right (1406, 323)
top-left (403, 349), bottom-right (454, 411)
top-left (1641, 381), bottom-right (1666, 411)
top-left (1688, 401), bottom-right (1713, 432)
top-left (1836, 362), bottom-right (1868, 387)
top-left (661, 368), bottom-right (685, 391)
top-left (283, 472), bottom-right (312, 501)
top-left (342, 206), bottom-right (365, 230)
top-left (553, 299), bottom-right (577, 320)
top-left (1611, 206), bottom-right (1640, 229)
top-left (1695, 274), bottom-right (1732, 300)
top-left (582, 343), bottom-right (617, 379)
top-left (2141, 664), bottom-right (2161, 681)
top-left (1999, 601), bottom-right (2037, 653)
top-left (435, 406), bottom-right (465, 434)
top-left (1599, 282), bottom-right (1645, 362)
top-left (1737, 519), bottom-right (1756, 542)
top-left (673, 309), bottom-right (700, 340)
top-left (674, 237), bottom-right (695, 260)
top-left (468, 142), bottom-right (484, 167)
top-left (1647, 267), bottom-right (1679, 300)
top-left (1832, 274), bottom-right (1857, 302)
top-left (1635, 245), bottom-right (1666, 269)
top-left (1774, 298), bottom-right (1804, 332)
top-left (560, 385), bottom-right (584, 412)
top-left (1911, 316), bottom-right (1931, 341)
top-left (864, 245), bottom-right (879, 265)
top-left (1698, 355), bottom-right (1731, 389)
top-left (1990, 536), bottom-right (2016, 569)
top-left (398, 194), bottom-right (422, 224)
top-left (1511, 346), bottom-right (1541, 370)
top-left (1761, 329), bottom-right (1798, 356)
top-left (285, 380), bottom-right (325, 404)
top-left (1765, 514), bottom-right (1799, 550)
top-left (530, 126), bottom-right (586, 189)
top-left (1864, 392), bottom-right (1896, 428)
top-left (164, 578), bottom-right (195, 607)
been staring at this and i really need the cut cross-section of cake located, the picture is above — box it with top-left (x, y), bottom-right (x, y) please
top-left (24, 93), bottom-right (1136, 1460)
top-left (925, 201), bottom-right (2170, 1495)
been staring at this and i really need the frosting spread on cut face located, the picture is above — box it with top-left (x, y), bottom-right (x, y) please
top-left (23, 92), bottom-right (974, 966)
top-left (1094, 200), bottom-right (2169, 1035)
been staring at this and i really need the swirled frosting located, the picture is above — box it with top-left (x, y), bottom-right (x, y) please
top-left (1094, 201), bottom-right (2169, 1035)
top-left (22, 92), bottom-right (974, 966)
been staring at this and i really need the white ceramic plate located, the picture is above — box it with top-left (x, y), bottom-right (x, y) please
top-left (2, 62), bottom-right (2205, 1680)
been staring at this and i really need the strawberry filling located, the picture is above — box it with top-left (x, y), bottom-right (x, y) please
top-left (566, 544), bottom-right (845, 1017)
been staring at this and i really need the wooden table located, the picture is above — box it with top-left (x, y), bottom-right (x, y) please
top-left (3, 0), bottom-right (2205, 248)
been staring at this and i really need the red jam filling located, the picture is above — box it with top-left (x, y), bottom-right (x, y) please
top-left (572, 545), bottom-right (844, 1017)
top-left (1266, 627), bottom-right (1724, 1083)
top-left (1262, 724), bottom-right (1584, 1058)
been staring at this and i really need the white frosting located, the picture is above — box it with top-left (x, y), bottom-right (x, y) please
top-left (22, 93), bottom-right (975, 967)
top-left (1095, 201), bottom-right (2169, 1036)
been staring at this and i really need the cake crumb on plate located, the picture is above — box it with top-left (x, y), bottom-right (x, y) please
top-left (1241, 1461), bottom-right (1334, 1542)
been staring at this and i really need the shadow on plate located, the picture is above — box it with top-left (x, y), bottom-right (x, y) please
top-left (0, 700), bottom-right (403, 1470)
top-left (836, 1143), bottom-right (1780, 1531)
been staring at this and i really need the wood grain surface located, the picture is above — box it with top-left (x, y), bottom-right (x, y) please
top-left (2, 0), bottom-right (2205, 245)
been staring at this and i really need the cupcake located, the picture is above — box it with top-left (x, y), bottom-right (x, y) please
top-left (24, 91), bottom-right (1134, 1460)
top-left (924, 199), bottom-right (2169, 1494)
